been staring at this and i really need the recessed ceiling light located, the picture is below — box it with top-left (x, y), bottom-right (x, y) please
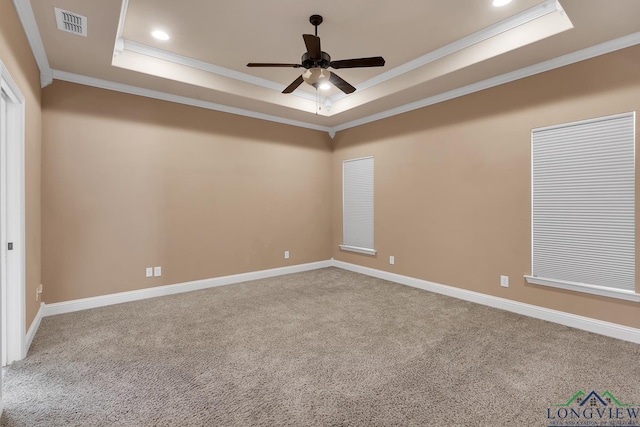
top-left (151, 30), bottom-right (170, 41)
top-left (492, 0), bottom-right (512, 6)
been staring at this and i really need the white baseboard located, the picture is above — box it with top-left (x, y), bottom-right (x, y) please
top-left (332, 260), bottom-right (640, 344)
top-left (25, 302), bottom-right (44, 354)
top-left (43, 260), bottom-right (332, 317)
top-left (35, 259), bottom-right (640, 346)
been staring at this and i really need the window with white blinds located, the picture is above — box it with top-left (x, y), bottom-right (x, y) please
top-left (525, 112), bottom-right (639, 302)
top-left (340, 156), bottom-right (376, 255)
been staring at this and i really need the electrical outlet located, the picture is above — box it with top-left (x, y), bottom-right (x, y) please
top-left (500, 275), bottom-right (509, 288)
top-left (36, 284), bottom-right (43, 302)
top-left (154, 266), bottom-right (162, 277)
top-left (389, 256), bottom-right (395, 265)
top-left (284, 251), bottom-right (290, 259)
top-left (146, 267), bottom-right (153, 278)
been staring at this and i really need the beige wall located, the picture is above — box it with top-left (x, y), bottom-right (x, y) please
top-left (42, 82), bottom-right (332, 303)
top-left (0, 1), bottom-right (42, 331)
top-left (332, 45), bottom-right (640, 329)
top-left (40, 44), bottom-right (640, 329)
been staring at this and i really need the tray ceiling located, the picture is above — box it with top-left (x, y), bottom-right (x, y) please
top-left (15, 0), bottom-right (640, 135)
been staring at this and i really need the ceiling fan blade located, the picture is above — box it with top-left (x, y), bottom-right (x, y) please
top-left (282, 75), bottom-right (305, 93)
top-left (329, 72), bottom-right (356, 94)
top-left (303, 34), bottom-right (322, 59)
top-left (330, 57), bottom-right (386, 69)
top-left (247, 63), bottom-right (301, 68)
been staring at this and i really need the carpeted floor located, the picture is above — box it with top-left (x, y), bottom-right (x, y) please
top-left (1, 267), bottom-right (639, 426)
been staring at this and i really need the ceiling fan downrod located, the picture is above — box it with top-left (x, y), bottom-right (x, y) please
top-left (309, 14), bottom-right (323, 37)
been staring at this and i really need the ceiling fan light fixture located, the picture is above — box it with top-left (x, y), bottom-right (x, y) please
top-left (492, 0), bottom-right (512, 6)
top-left (302, 68), bottom-right (332, 89)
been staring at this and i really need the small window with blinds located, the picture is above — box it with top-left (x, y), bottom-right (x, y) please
top-left (525, 112), bottom-right (639, 302)
top-left (340, 156), bottom-right (376, 256)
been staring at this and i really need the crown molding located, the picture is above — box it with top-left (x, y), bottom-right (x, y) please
top-left (48, 30), bottom-right (640, 138)
top-left (328, 0), bottom-right (563, 104)
top-left (11, 0), bottom-right (52, 87)
top-left (113, 0), bottom-right (129, 57)
top-left (12, 0), bottom-right (640, 138)
top-left (121, 40), bottom-right (322, 104)
top-left (40, 72), bottom-right (53, 88)
top-left (332, 31), bottom-right (640, 133)
top-left (51, 69), bottom-right (333, 134)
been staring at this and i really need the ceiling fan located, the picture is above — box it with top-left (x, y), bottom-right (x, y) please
top-left (247, 15), bottom-right (385, 95)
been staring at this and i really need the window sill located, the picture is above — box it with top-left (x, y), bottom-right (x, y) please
top-left (524, 276), bottom-right (640, 302)
top-left (339, 245), bottom-right (377, 256)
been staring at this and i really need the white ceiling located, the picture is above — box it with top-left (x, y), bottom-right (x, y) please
top-left (15, 0), bottom-right (640, 135)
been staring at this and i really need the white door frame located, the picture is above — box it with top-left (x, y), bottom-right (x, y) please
top-left (0, 59), bottom-right (27, 365)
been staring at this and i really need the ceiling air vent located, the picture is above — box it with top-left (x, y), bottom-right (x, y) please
top-left (54, 7), bottom-right (87, 37)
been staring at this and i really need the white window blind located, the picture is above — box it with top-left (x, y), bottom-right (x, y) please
top-left (340, 156), bottom-right (376, 255)
top-left (528, 112), bottom-right (637, 299)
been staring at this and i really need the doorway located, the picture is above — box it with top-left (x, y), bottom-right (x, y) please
top-left (0, 60), bottom-right (27, 377)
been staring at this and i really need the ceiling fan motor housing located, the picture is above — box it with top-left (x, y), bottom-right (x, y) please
top-left (302, 52), bottom-right (331, 69)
